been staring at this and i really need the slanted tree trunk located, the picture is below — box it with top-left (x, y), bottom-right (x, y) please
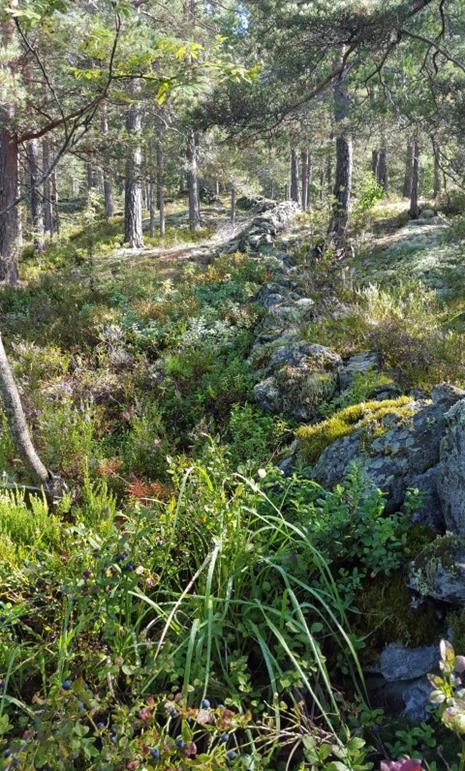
top-left (290, 148), bottom-right (299, 203)
top-left (328, 58), bottom-right (353, 251)
top-left (409, 138), bottom-right (420, 219)
top-left (187, 129), bottom-right (201, 232)
top-left (42, 138), bottom-right (53, 236)
top-left (26, 139), bottom-right (44, 252)
top-left (403, 139), bottom-right (414, 198)
top-left (0, 332), bottom-right (49, 486)
top-left (101, 109), bottom-right (114, 219)
top-left (124, 101), bottom-right (144, 248)
top-left (157, 138), bottom-right (166, 237)
top-left (301, 149), bottom-right (309, 211)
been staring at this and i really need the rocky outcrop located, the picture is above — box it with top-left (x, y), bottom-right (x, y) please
top-left (437, 400), bottom-right (465, 535)
top-left (310, 385), bottom-right (465, 517)
top-left (223, 201), bottom-right (300, 254)
top-left (367, 643), bottom-right (438, 722)
top-left (253, 342), bottom-right (342, 422)
top-left (408, 536), bottom-right (465, 604)
top-left (338, 351), bottom-right (380, 391)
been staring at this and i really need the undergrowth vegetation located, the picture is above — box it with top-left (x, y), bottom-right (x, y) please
top-left (2, 205), bottom-right (465, 769)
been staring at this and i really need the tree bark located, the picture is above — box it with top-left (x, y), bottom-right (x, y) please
top-left (290, 147), bottom-right (299, 203)
top-left (148, 181), bottom-right (155, 238)
top-left (0, 15), bottom-right (20, 284)
top-left (433, 142), bottom-right (441, 198)
top-left (187, 129), bottom-right (201, 232)
top-left (101, 109), bottom-right (114, 219)
top-left (157, 138), bottom-right (166, 237)
top-left (307, 152), bottom-right (313, 209)
top-left (42, 138), bottom-right (53, 235)
top-left (230, 183), bottom-right (237, 225)
top-left (0, 128), bottom-right (20, 284)
top-left (124, 101), bottom-right (144, 248)
top-left (403, 139), bottom-right (414, 198)
top-left (51, 170), bottom-right (59, 235)
top-left (25, 139), bottom-right (45, 252)
top-left (0, 332), bottom-right (49, 486)
top-left (409, 138), bottom-right (420, 219)
top-left (301, 149), bottom-right (309, 211)
top-left (372, 149), bottom-right (380, 179)
top-left (328, 61), bottom-right (353, 250)
top-left (378, 146), bottom-right (388, 192)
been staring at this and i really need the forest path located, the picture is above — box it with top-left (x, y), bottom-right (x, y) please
top-left (105, 205), bottom-right (250, 274)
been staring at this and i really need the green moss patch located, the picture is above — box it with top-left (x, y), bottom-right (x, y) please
top-left (354, 571), bottom-right (443, 660)
top-left (296, 396), bottom-right (414, 464)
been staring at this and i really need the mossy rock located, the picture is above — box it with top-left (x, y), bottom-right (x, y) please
top-left (296, 396), bottom-right (414, 464)
top-left (354, 571), bottom-right (444, 662)
top-left (408, 534), bottom-right (465, 603)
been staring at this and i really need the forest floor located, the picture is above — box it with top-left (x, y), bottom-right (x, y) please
top-left (2, 196), bottom-right (465, 769)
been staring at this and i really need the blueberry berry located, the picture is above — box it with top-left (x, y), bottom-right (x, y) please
top-left (61, 679), bottom-right (72, 691)
top-left (169, 707), bottom-right (178, 718)
top-left (150, 747), bottom-right (160, 761)
top-left (176, 738), bottom-right (185, 750)
top-left (115, 551), bottom-right (129, 564)
top-left (220, 733), bottom-right (229, 743)
top-left (200, 698), bottom-right (210, 709)
top-left (96, 722), bottom-right (105, 730)
top-left (123, 561), bottom-right (135, 572)
top-left (227, 750), bottom-right (238, 761)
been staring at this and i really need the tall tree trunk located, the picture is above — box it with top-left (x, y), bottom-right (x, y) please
top-left (42, 138), bottom-right (53, 236)
top-left (307, 152), bottom-right (313, 209)
top-left (157, 138), bottom-right (166, 237)
top-left (372, 149), bottom-right (380, 179)
top-left (148, 181), bottom-right (155, 238)
top-left (409, 138), bottom-right (420, 219)
top-left (378, 146), bottom-right (388, 192)
top-left (25, 139), bottom-right (44, 252)
top-left (0, 128), bottom-right (19, 284)
top-left (51, 170), bottom-right (59, 235)
top-left (326, 146), bottom-right (333, 195)
top-left (301, 149), bottom-right (309, 211)
top-left (433, 142), bottom-right (441, 198)
top-left (290, 148), bottom-right (299, 203)
top-left (319, 166), bottom-right (324, 201)
top-left (187, 129), bottom-right (201, 232)
top-left (230, 183), bottom-right (237, 225)
top-left (0, 14), bottom-right (19, 284)
top-left (101, 109), bottom-right (114, 219)
top-left (328, 60), bottom-right (353, 250)
top-left (124, 101), bottom-right (144, 248)
top-left (0, 332), bottom-right (49, 486)
top-left (403, 139), bottom-right (414, 198)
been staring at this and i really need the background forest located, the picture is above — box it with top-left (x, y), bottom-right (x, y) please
top-left (4, 0), bottom-right (465, 769)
